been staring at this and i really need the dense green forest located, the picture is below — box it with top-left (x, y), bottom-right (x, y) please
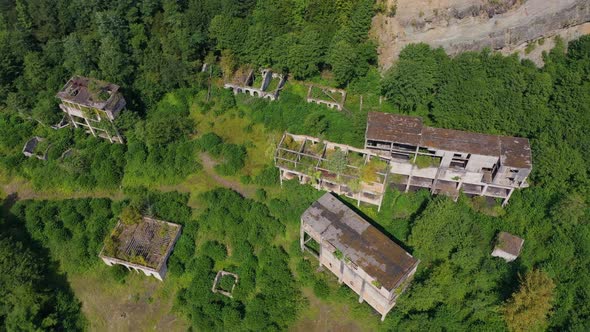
top-left (0, 0), bottom-right (589, 331)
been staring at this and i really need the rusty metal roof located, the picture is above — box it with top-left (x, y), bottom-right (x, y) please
top-left (56, 76), bottom-right (124, 113)
top-left (494, 232), bottom-right (524, 257)
top-left (421, 127), bottom-right (501, 156)
top-left (366, 112), bottom-right (423, 146)
top-left (366, 112), bottom-right (532, 169)
top-left (302, 193), bottom-right (419, 290)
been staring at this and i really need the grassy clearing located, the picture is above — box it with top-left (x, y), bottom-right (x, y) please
top-left (190, 103), bottom-right (280, 177)
top-left (68, 264), bottom-right (189, 332)
top-left (291, 285), bottom-right (381, 332)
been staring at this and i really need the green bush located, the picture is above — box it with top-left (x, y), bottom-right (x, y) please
top-left (253, 165), bottom-right (280, 186)
top-left (197, 132), bottom-right (223, 152)
top-left (214, 144), bottom-right (246, 176)
top-left (201, 240), bottom-right (228, 262)
top-left (313, 279), bottom-right (331, 299)
top-left (255, 188), bottom-right (267, 201)
top-left (109, 265), bottom-right (128, 284)
top-left (412, 155), bottom-right (440, 169)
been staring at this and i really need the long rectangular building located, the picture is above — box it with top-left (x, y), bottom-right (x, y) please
top-left (365, 112), bottom-right (532, 205)
top-left (301, 193), bottom-right (419, 320)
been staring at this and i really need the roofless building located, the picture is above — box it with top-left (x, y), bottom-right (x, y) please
top-left (275, 133), bottom-right (391, 210)
top-left (365, 112), bottom-right (532, 205)
top-left (56, 76), bottom-right (126, 143)
top-left (100, 217), bottom-right (182, 281)
top-left (301, 193), bottom-right (419, 320)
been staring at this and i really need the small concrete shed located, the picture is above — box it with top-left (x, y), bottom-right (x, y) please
top-left (491, 232), bottom-right (524, 262)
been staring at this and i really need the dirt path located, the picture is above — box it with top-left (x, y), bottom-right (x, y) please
top-left (2, 177), bottom-right (125, 201)
top-left (199, 152), bottom-right (255, 198)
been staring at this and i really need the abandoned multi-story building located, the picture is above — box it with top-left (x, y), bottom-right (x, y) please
top-left (275, 133), bottom-right (391, 210)
top-left (301, 193), bottom-right (419, 320)
top-left (100, 216), bottom-right (182, 281)
top-left (224, 67), bottom-right (286, 100)
top-left (56, 76), bottom-right (126, 143)
top-left (365, 112), bottom-right (532, 206)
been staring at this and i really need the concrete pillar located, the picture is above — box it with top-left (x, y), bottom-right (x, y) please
top-left (338, 259), bottom-right (344, 284)
top-left (84, 117), bottom-right (97, 137)
top-left (381, 311), bottom-right (387, 322)
top-left (66, 110), bottom-right (78, 128)
top-left (481, 184), bottom-right (489, 196)
top-left (318, 240), bottom-right (323, 267)
top-left (358, 280), bottom-right (366, 303)
top-left (300, 221), bottom-right (305, 252)
top-left (502, 188), bottom-right (514, 207)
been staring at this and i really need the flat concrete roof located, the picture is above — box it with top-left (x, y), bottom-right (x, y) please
top-left (495, 231), bottom-right (524, 256)
top-left (56, 76), bottom-right (124, 113)
top-left (302, 193), bottom-right (418, 290)
top-left (366, 112), bottom-right (532, 169)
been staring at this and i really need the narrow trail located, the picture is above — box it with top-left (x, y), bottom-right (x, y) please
top-left (199, 152), bottom-right (255, 198)
top-left (2, 178), bottom-right (125, 201)
top-left (1, 154), bottom-right (255, 203)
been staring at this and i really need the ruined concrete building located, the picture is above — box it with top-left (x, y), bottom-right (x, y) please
top-left (56, 76), bottom-right (126, 143)
top-left (306, 84), bottom-right (346, 110)
top-left (365, 112), bottom-right (532, 206)
top-left (211, 270), bottom-right (239, 298)
top-left (100, 217), bottom-right (182, 281)
top-left (275, 133), bottom-right (391, 210)
top-left (224, 67), bottom-right (286, 100)
top-left (301, 193), bottom-right (419, 320)
top-left (491, 232), bottom-right (524, 262)
top-left (22, 136), bottom-right (48, 160)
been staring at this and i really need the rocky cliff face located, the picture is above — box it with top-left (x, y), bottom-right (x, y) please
top-left (373, 0), bottom-right (590, 69)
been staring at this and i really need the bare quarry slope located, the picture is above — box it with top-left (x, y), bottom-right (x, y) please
top-left (373, 0), bottom-right (590, 69)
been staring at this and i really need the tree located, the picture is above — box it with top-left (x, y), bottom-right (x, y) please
top-left (98, 34), bottom-right (129, 84)
top-left (286, 28), bottom-right (323, 79)
top-left (382, 43), bottom-right (445, 113)
top-left (328, 40), bottom-right (357, 86)
top-left (503, 269), bottom-right (556, 332)
top-left (326, 150), bottom-right (347, 178)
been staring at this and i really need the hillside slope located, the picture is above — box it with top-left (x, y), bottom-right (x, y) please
top-left (373, 0), bottom-right (590, 68)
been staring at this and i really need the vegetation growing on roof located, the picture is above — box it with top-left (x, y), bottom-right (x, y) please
top-left (0, 0), bottom-right (589, 329)
top-left (412, 155), bottom-right (441, 169)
